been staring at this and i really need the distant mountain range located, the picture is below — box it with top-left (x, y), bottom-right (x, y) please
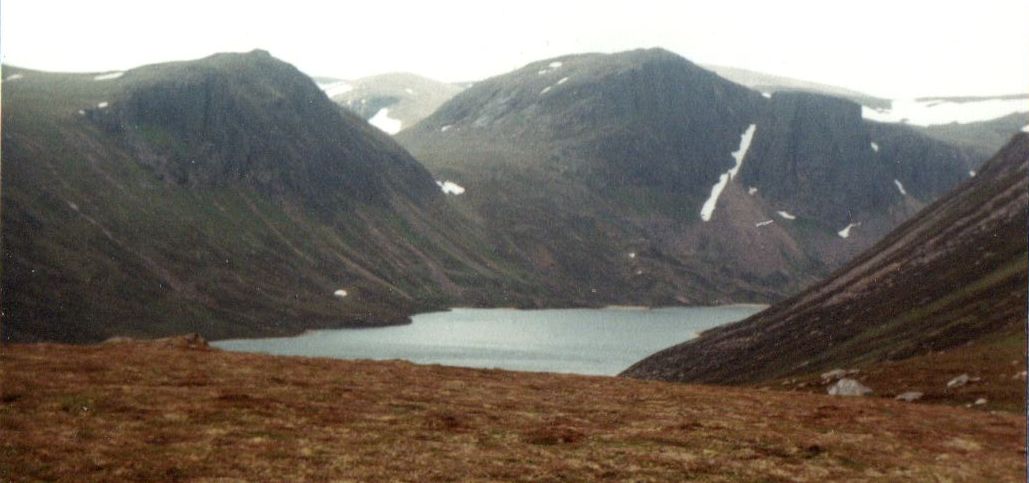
top-left (316, 73), bottom-right (463, 134)
top-left (398, 48), bottom-right (983, 306)
top-left (623, 133), bottom-right (1028, 384)
top-left (704, 64), bottom-right (1029, 156)
top-left (3, 48), bottom-right (1020, 344)
top-left (1, 51), bottom-right (537, 343)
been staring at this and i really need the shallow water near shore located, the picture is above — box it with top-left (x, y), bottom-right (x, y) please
top-left (214, 305), bottom-right (764, 375)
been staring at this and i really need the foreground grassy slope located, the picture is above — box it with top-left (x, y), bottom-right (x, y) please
top-left (623, 134), bottom-right (1028, 384)
top-left (1, 54), bottom-right (544, 343)
top-left (1, 339), bottom-right (1024, 481)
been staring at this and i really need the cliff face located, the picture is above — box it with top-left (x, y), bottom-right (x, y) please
top-left (96, 51), bottom-right (437, 210)
top-left (1, 52), bottom-right (537, 343)
top-left (623, 134), bottom-right (1028, 384)
top-left (398, 49), bottom-right (985, 306)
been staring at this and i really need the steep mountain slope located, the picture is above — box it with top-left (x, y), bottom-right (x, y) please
top-left (319, 73), bottom-right (463, 134)
top-left (623, 134), bottom-right (1028, 384)
top-left (398, 48), bottom-right (983, 305)
top-left (1, 51), bottom-right (536, 343)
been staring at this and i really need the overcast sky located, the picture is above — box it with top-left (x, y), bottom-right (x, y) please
top-left (2, 0), bottom-right (1027, 98)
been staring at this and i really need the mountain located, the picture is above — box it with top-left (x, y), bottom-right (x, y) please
top-left (707, 64), bottom-right (1029, 155)
top-left (397, 48), bottom-right (984, 306)
top-left (318, 73), bottom-right (464, 134)
top-left (622, 134), bottom-right (1027, 385)
top-left (704, 64), bottom-right (891, 108)
top-left (1, 51), bottom-right (536, 343)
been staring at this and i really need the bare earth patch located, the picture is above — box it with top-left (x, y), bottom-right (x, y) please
top-left (1, 340), bottom-right (1024, 481)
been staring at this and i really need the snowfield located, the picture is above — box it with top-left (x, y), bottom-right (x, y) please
top-left (838, 223), bottom-right (860, 239)
top-left (317, 80), bottom-right (354, 98)
top-left (369, 108), bottom-right (402, 135)
top-left (700, 124), bottom-right (757, 221)
top-left (94, 72), bottom-right (124, 81)
top-left (436, 180), bottom-right (466, 195)
top-left (894, 179), bottom-right (907, 196)
top-left (862, 97), bottom-right (1029, 126)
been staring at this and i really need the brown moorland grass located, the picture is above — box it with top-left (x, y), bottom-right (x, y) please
top-left (1, 338), bottom-right (1025, 481)
top-left (766, 331), bottom-right (1027, 413)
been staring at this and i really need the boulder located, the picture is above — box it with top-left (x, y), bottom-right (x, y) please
top-left (895, 391), bottom-right (924, 402)
top-left (946, 374), bottom-right (970, 388)
top-left (827, 378), bottom-right (873, 396)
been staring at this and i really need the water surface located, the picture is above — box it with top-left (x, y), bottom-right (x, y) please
top-left (214, 305), bottom-right (763, 376)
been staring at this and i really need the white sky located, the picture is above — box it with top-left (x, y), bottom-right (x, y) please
top-left (2, 0), bottom-right (1027, 98)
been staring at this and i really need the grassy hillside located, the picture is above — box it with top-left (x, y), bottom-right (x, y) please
top-left (1, 339), bottom-right (1024, 481)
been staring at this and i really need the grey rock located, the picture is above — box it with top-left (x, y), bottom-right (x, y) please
top-left (946, 374), bottom-right (970, 388)
top-left (895, 391), bottom-right (924, 402)
top-left (827, 378), bottom-right (873, 396)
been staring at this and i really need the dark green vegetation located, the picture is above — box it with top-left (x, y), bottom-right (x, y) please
top-left (399, 48), bottom-right (983, 306)
top-left (1, 51), bottom-right (542, 343)
top-left (623, 134), bottom-right (1028, 385)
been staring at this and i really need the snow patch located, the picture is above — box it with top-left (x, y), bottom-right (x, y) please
top-left (894, 179), bottom-right (907, 196)
top-left (700, 173), bottom-right (730, 222)
top-left (755, 220), bottom-right (774, 227)
top-left (628, 252), bottom-right (637, 259)
top-left (97, 102), bottom-right (109, 109)
top-left (436, 180), bottom-right (465, 195)
top-left (1022, 124), bottom-right (1029, 133)
top-left (777, 211), bottom-right (796, 220)
top-left (699, 124), bottom-right (757, 221)
top-left (761, 92), bottom-right (771, 99)
top-left (333, 289), bottom-right (348, 298)
top-left (67, 201), bottom-right (80, 212)
top-left (537, 61), bottom-right (564, 76)
top-left (318, 80), bottom-right (353, 98)
top-left (838, 223), bottom-right (861, 239)
top-left (747, 187), bottom-right (758, 195)
top-left (369, 108), bottom-right (402, 135)
top-left (404, 87), bottom-right (414, 94)
top-left (77, 109), bottom-right (86, 116)
top-left (870, 142), bottom-right (879, 152)
top-left (728, 124), bottom-right (757, 177)
top-left (557, 76), bottom-right (569, 85)
top-left (4, 73), bottom-right (23, 81)
top-left (969, 170), bottom-right (976, 177)
top-left (862, 97), bottom-right (1029, 126)
top-left (540, 86), bottom-right (552, 95)
top-left (440, 125), bottom-right (453, 132)
top-left (93, 71), bottom-right (124, 81)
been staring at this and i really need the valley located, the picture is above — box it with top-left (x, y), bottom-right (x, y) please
top-left (1, 5), bottom-right (1027, 478)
